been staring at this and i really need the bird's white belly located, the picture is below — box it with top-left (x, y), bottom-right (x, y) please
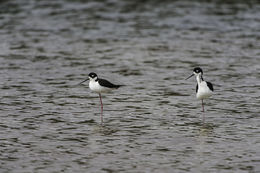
top-left (89, 81), bottom-right (112, 93)
top-left (196, 82), bottom-right (213, 100)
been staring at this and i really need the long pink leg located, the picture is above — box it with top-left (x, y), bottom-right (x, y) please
top-left (202, 99), bottom-right (205, 123)
top-left (99, 93), bottom-right (103, 124)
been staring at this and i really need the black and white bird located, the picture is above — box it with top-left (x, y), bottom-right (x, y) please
top-left (186, 67), bottom-right (214, 121)
top-left (79, 72), bottom-right (123, 124)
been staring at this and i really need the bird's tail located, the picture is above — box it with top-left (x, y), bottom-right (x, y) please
top-left (114, 85), bottom-right (125, 89)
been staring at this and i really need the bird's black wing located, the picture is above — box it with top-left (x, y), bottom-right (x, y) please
top-left (196, 84), bottom-right (198, 93)
top-left (98, 78), bottom-right (121, 89)
top-left (206, 81), bottom-right (214, 91)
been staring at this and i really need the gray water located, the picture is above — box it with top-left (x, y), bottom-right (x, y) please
top-left (0, 0), bottom-right (259, 172)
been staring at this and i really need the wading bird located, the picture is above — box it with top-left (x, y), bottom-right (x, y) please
top-left (79, 72), bottom-right (123, 124)
top-left (186, 67), bottom-right (214, 122)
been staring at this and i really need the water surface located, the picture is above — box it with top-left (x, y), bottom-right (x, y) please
top-left (0, 0), bottom-right (259, 172)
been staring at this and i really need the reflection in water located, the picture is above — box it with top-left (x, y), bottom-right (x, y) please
top-left (93, 124), bottom-right (119, 136)
top-left (194, 125), bottom-right (215, 173)
top-left (0, 0), bottom-right (259, 172)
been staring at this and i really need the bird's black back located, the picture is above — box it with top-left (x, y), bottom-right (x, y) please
top-left (206, 81), bottom-right (214, 91)
top-left (98, 78), bottom-right (122, 89)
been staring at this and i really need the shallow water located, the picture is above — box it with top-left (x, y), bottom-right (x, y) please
top-left (0, 0), bottom-right (259, 172)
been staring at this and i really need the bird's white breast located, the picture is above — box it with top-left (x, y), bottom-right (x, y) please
top-left (89, 80), bottom-right (112, 93)
top-left (196, 81), bottom-right (213, 100)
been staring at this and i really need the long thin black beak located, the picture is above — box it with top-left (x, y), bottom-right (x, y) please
top-left (78, 78), bottom-right (89, 85)
top-left (186, 74), bottom-right (194, 80)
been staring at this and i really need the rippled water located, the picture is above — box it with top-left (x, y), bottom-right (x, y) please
top-left (0, 0), bottom-right (259, 172)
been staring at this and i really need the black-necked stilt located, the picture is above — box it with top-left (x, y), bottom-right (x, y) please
top-left (186, 67), bottom-right (214, 121)
top-left (79, 72), bottom-right (123, 124)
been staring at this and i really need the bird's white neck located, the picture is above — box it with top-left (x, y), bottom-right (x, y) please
top-left (196, 74), bottom-right (203, 84)
top-left (89, 78), bottom-right (98, 84)
top-left (89, 76), bottom-right (98, 82)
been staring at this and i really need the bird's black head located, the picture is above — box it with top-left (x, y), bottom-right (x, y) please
top-left (186, 67), bottom-right (204, 80)
top-left (193, 67), bottom-right (203, 75)
top-left (88, 72), bottom-right (97, 79)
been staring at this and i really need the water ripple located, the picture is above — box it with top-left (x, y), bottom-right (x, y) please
top-left (0, 0), bottom-right (259, 172)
